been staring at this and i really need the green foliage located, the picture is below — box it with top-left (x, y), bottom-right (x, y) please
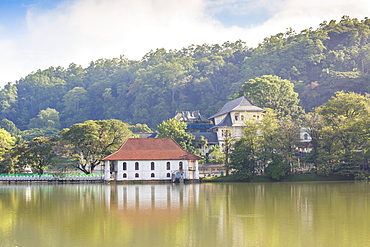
top-left (306, 91), bottom-right (370, 177)
top-left (157, 118), bottom-right (195, 152)
top-left (0, 128), bottom-right (15, 161)
top-left (264, 155), bottom-right (291, 181)
top-left (28, 108), bottom-right (61, 129)
top-left (229, 110), bottom-right (300, 179)
top-left (59, 119), bottom-right (132, 174)
top-left (15, 137), bottom-right (57, 175)
top-left (1, 16), bottom-right (370, 134)
top-left (229, 137), bottom-right (258, 180)
top-left (0, 119), bottom-right (20, 136)
top-left (237, 75), bottom-right (304, 119)
top-left (208, 145), bottom-right (225, 164)
top-left (129, 123), bottom-right (152, 133)
top-left (21, 127), bottom-right (59, 141)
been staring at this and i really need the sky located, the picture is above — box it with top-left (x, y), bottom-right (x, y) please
top-left (0, 0), bottom-right (369, 87)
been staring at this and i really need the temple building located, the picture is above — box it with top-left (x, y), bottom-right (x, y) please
top-left (102, 138), bottom-right (202, 182)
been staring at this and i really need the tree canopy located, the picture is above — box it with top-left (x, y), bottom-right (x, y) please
top-left (1, 17), bottom-right (370, 131)
top-left (59, 119), bottom-right (132, 174)
top-left (237, 75), bottom-right (304, 119)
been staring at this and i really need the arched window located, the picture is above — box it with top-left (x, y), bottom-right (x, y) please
top-left (167, 173), bottom-right (171, 177)
top-left (166, 162), bottom-right (171, 170)
top-left (304, 133), bottom-right (309, 140)
top-left (135, 162), bottom-right (139, 170)
top-left (135, 173), bottom-right (139, 178)
top-left (123, 162), bottom-right (127, 170)
top-left (123, 173), bottom-right (127, 178)
top-left (151, 162), bottom-right (155, 170)
top-left (179, 162), bottom-right (183, 170)
top-left (151, 173), bottom-right (155, 177)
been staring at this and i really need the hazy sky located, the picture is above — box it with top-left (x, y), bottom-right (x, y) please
top-left (0, 0), bottom-right (369, 87)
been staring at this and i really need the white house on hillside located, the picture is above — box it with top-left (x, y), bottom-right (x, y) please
top-left (209, 96), bottom-right (264, 148)
top-left (102, 138), bottom-right (202, 182)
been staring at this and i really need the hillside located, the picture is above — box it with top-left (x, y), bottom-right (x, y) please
top-left (1, 16), bottom-right (370, 131)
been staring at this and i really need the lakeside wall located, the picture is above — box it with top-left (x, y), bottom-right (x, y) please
top-left (0, 173), bottom-right (104, 182)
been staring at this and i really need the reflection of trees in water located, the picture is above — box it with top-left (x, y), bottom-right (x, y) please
top-left (1, 183), bottom-right (370, 246)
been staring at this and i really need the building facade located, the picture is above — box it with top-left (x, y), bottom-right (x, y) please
top-left (209, 96), bottom-right (264, 148)
top-left (102, 138), bottom-right (202, 182)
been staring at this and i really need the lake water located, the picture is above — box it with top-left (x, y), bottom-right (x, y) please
top-left (1, 181), bottom-right (370, 247)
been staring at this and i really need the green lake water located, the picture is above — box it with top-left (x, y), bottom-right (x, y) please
top-left (1, 181), bottom-right (370, 247)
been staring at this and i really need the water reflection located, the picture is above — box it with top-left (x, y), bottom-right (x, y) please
top-left (105, 184), bottom-right (199, 224)
top-left (1, 182), bottom-right (370, 247)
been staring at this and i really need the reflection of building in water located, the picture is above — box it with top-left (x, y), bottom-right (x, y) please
top-left (105, 184), bottom-right (199, 222)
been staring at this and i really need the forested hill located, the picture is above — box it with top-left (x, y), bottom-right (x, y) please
top-left (1, 16), bottom-right (370, 131)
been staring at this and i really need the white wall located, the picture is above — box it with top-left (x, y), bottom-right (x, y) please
top-left (105, 159), bottom-right (199, 181)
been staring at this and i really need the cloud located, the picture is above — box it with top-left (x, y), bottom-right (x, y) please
top-left (0, 0), bottom-right (369, 87)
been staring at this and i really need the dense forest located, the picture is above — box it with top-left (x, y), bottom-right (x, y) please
top-left (1, 16), bottom-right (370, 133)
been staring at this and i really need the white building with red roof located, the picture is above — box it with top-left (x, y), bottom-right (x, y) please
top-left (102, 138), bottom-right (202, 182)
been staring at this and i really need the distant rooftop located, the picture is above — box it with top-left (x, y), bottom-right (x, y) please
top-left (209, 96), bottom-right (264, 119)
top-left (174, 110), bottom-right (210, 123)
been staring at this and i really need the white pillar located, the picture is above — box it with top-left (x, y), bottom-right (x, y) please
top-left (104, 160), bottom-right (111, 181)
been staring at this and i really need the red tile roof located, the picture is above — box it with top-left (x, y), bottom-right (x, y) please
top-left (102, 138), bottom-right (202, 161)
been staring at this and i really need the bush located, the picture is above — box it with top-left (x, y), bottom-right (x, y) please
top-left (265, 156), bottom-right (290, 181)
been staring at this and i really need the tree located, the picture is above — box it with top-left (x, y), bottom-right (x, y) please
top-left (129, 123), bottom-right (152, 133)
top-left (208, 145), bottom-right (225, 164)
top-left (157, 118), bottom-right (195, 152)
top-left (222, 129), bottom-right (234, 176)
top-left (264, 155), bottom-right (291, 181)
top-left (15, 137), bottom-right (56, 175)
top-left (28, 108), bottom-right (61, 129)
top-left (229, 137), bottom-right (259, 180)
top-left (308, 91), bottom-right (370, 177)
top-left (229, 109), bottom-right (299, 180)
top-left (0, 119), bottom-right (20, 136)
top-left (237, 75), bottom-right (304, 119)
top-left (59, 119), bottom-right (132, 174)
top-left (0, 128), bottom-right (15, 161)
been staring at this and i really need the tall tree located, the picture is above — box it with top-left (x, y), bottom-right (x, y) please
top-left (59, 119), bottom-right (132, 174)
top-left (308, 91), bottom-right (370, 177)
top-left (15, 137), bottom-right (56, 175)
top-left (237, 75), bottom-right (304, 119)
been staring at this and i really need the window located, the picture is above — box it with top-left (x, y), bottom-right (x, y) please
top-left (166, 162), bottom-right (171, 170)
top-left (179, 162), bottom-right (183, 170)
top-left (135, 173), bottom-right (139, 178)
top-left (167, 173), bottom-right (171, 177)
top-left (123, 173), bottom-right (127, 178)
top-left (135, 162), bottom-right (139, 170)
top-left (151, 162), bottom-right (155, 170)
top-left (151, 173), bottom-right (155, 177)
top-left (123, 162), bottom-right (127, 170)
top-left (304, 133), bottom-right (309, 140)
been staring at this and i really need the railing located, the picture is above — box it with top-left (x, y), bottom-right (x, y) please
top-left (0, 173), bottom-right (104, 181)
